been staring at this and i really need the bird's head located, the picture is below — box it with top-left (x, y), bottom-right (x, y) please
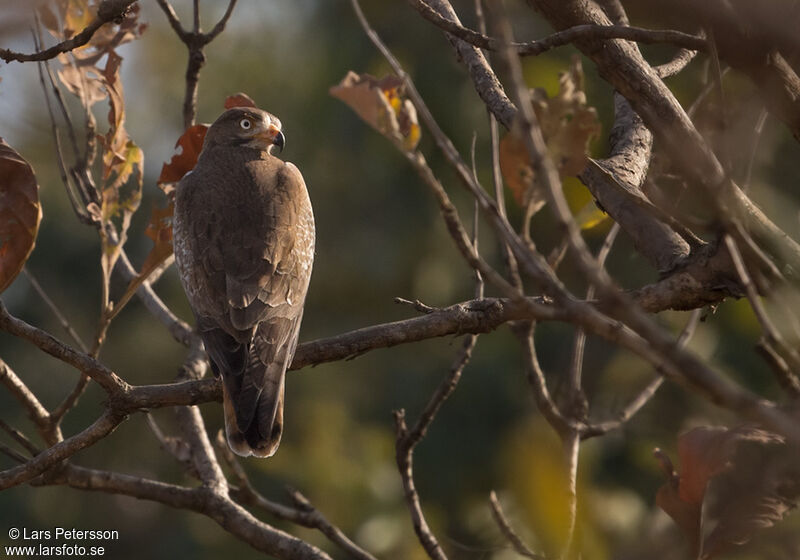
top-left (204, 107), bottom-right (286, 155)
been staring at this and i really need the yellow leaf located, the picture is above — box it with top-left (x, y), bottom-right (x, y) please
top-left (574, 200), bottom-right (608, 230)
top-left (331, 72), bottom-right (421, 151)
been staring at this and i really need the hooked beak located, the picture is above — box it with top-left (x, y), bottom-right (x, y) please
top-left (272, 130), bottom-right (286, 153)
top-left (255, 123), bottom-right (285, 154)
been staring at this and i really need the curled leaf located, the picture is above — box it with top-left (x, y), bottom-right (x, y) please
top-left (500, 57), bottom-right (601, 210)
top-left (224, 92), bottom-right (259, 110)
top-left (655, 426), bottom-right (790, 558)
top-left (330, 71), bottom-right (421, 151)
top-left (158, 124), bottom-right (209, 186)
top-left (0, 139), bottom-right (42, 293)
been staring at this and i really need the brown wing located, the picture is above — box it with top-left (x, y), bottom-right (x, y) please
top-left (174, 146), bottom-right (314, 456)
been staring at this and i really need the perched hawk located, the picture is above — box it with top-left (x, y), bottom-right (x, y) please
top-left (173, 107), bottom-right (314, 458)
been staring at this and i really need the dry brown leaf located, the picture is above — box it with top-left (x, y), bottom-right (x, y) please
top-left (56, 60), bottom-right (106, 107)
top-left (0, 139), bottom-right (42, 293)
top-left (224, 92), bottom-right (258, 110)
top-left (158, 124), bottom-right (209, 186)
top-left (654, 447), bottom-right (702, 557)
top-left (656, 426), bottom-right (790, 558)
top-left (500, 57), bottom-right (601, 211)
top-left (499, 133), bottom-right (543, 210)
top-left (330, 71), bottom-right (420, 151)
top-left (141, 202), bottom-right (174, 275)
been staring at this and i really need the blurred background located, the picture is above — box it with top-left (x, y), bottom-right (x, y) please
top-left (0, 1), bottom-right (799, 558)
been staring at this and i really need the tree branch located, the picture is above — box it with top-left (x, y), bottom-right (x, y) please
top-left (0, 0), bottom-right (138, 63)
top-left (156, 0), bottom-right (239, 129)
top-left (488, 491), bottom-right (545, 559)
top-left (0, 409), bottom-right (124, 490)
top-left (0, 301), bottom-right (127, 396)
top-left (53, 464), bottom-right (332, 560)
top-left (406, 0), bottom-right (706, 56)
top-left (531, 0), bottom-right (800, 279)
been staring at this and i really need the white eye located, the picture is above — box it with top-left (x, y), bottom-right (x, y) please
top-left (239, 118), bottom-right (252, 130)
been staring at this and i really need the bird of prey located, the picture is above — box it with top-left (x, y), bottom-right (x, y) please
top-left (173, 107), bottom-right (314, 458)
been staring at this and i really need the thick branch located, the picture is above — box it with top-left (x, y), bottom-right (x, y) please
top-left (417, 0), bottom-right (516, 129)
top-left (579, 94), bottom-right (691, 274)
top-left (531, 0), bottom-right (800, 278)
top-left (55, 465), bottom-right (331, 560)
top-left (290, 297), bottom-right (550, 369)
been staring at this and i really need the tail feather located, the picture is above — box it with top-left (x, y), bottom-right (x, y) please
top-left (222, 353), bottom-right (288, 458)
top-left (201, 313), bottom-right (302, 458)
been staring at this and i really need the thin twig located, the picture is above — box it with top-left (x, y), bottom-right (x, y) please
top-left (395, 407), bottom-right (448, 560)
top-left (156, 0), bottom-right (239, 129)
top-left (0, 302), bottom-right (126, 396)
top-left (0, 357), bottom-right (53, 433)
top-left (561, 431), bottom-right (580, 559)
top-left (51, 376), bottom-right (91, 425)
top-left (513, 322), bottom-right (572, 436)
top-left (214, 432), bottom-right (378, 560)
top-left (351, 0), bottom-right (560, 301)
top-left (22, 268), bottom-right (87, 352)
top-left (743, 108), bottom-right (769, 192)
top-left (0, 419), bottom-right (41, 457)
top-left (0, 0), bottom-right (138, 63)
top-left (724, 235), bottom-right (800, 374)
top-left (394, 332), bottom-right (478, 560)
top-left (756, 339), bottom-right (800, 398)
top-left (405, 0), bottom-right (707, 56)
top-left (560, 224), bottom-right (619, 557)
top-left (583, 308), bottom-right (702, 438)
top-left (0, 444), bottom-right (28, 465)
top-left (0, 409), bottom-right (124, 490)
top-left (488, 491), bottom-right (545, 559)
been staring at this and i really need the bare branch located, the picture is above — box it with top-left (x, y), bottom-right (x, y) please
top-left (0, 302), bottom-right (127, 395)
top-left (531, 0), bottom-right (800, 278)
top-left (513, 322), bottom-right (572, 435)
top-left (406, 0), bottom-right (706, 56)
top-left (401, 0), bottom-right (516, 129)
top-left (22, 267), bottom-right (87, 352)
top-left (756, 339), bottom-right (800, 398)
top-left (206, 0), bottom-right (239, 41)
top-left (54, 464), bottom-right (332, 559)
top-left (0, 419), bottom-right (41, 457)
top-left (0, 0), bottom-right (138, 63)
top-left (578, 96), bottom-right (692, 274)
top-left (286, 488), bottom-right (378, 560)
top-left (214, 433), bottom-right (377, 560)
top-left (155, 0), bottom-right (188, 41)
top-left (116, 251), bottom-right (197, 347)
top-left (157, 0), bottom-right (240, 128)
top-left (0, 409), bottom-right (124, 490)
top-left (0, 444), bottom-right (28, 465)
top-left (0, 357), bottom-right (51, 431)
top-left (584, 308), bottom-right (702, 438)
top-left (724, 235), bottom-right (800, 374)
top-left (394, 411), bottom-right (448, 560)
top-left (488, 491), bottom-right (545, 559)
top-left (291, 297), bottom-right (552, 369)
